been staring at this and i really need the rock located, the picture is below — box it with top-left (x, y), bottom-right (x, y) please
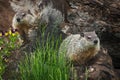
top-left (70, 48), bottom-right (119, 80)
top-left (0, 0), bottom-right (14, 32)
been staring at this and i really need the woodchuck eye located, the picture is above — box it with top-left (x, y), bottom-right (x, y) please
top-left (94, 40), bottom-right (98, 44)
top-left (21, 13), bottom-right (26, 17)
top-left (87, 36), bottom-right (92, 39)
top-left (16, 18), bottom-right (20, 22)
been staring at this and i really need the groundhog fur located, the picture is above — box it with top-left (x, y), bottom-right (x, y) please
top-left (11, 0), bottom-right (70, 43)
top-left (59, 31), bottom-right (100, 64)
top-left (12, 10), bottom-right (37, 43)
top-left (12, 5), bottom-right (66, 47)
top-left (10, 0), bottom-right (69, 22)
top-left (69, 48), bottom-right (119, 80)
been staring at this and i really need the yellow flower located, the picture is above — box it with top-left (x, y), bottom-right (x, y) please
top-left (8, 30), bottom-right (12, 35)
top-left (11, 33), bottom-right (16, 36)
top-left (11, 32), bottom-right (18, 36)
top-left (0, 33), bottom-right (2, 37)
top-left (5, 32), bottom-right (9, 36)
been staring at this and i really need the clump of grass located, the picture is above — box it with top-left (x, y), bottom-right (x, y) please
top-left (0, 30), bottom-right (20, 77)
top-left (19, 36), bottom-right (70, 80)
top-left (19, 24), bottom-right (70, 80)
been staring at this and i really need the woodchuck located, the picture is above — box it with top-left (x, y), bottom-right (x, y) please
top-left (12, 10), bottom-right (37, 43)
top-left (59, 31), bottom-right (100, 64)
top-left (10, 0), bottom-right (70, 22)
top-left (12, 6), bottom-right (65, 45)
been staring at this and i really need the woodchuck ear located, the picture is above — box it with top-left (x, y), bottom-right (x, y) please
top-left (80, 32), bottom-right (84, 37)
top-left (93, 30), bottom-right (98, 35)
top-left (93, 30), bottom-right (96, 33)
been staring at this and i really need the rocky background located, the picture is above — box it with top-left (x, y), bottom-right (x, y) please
top-left (0, 0), bottom-right (14, 32)
top-left (0, 0), bottom-right (120, 80)
top-left (65, 0), bottom-right (120, 69)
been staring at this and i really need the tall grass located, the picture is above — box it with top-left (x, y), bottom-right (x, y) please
top-left (19, 25), bottom-right (70, 80)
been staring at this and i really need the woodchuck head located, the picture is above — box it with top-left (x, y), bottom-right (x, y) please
top-left (12, 10), bottom-right (36, 30)
top-left (59, 31), bottom-right (101, 64)
top-left (12, 10), bottom-right (38, 43)
top-left (69, 31), bottom-right (100, 64)
top-left (79, 31), bottom-right (100, 55)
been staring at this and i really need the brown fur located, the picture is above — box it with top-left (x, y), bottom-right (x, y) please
top-left (12, 10), bottom-right (37, 43)
top-left (72, 47), bottom-right (98, 64)
top-left (16, 23), bottom-right (32, 42)
top-left (10, 0), bottom-right (70, 22)
top-left (59, 31), bottom-right (100, 64)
